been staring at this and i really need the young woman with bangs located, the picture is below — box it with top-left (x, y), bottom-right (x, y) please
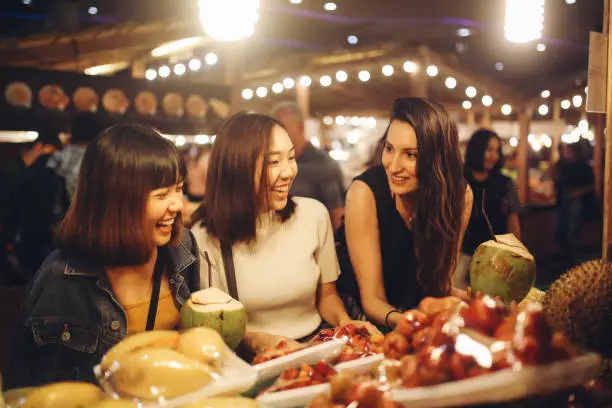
top-left (8, 124), bottom-right (200, 387)
top-left (335, 97), bottom-right (473, 330)
top-left (190, 112), bottom-right (378, 356)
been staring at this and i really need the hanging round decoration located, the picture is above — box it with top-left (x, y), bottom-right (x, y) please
top-left (135, 91), bottom-right (158, 116)
top-left (102, 89), bottom-right (130, 115)
top-left (4, 82), bottom-right (32, 108)
top-left (39, 84), bottom-right (69, 111)
top-left (185, 95), bottom-right (208, 119)
top-left (73, 87), bottom-right (99, 112)
top-left (163, 93), bottom-right (184, 117)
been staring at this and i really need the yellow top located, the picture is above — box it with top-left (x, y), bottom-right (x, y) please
top-left (125, 290), bottom-right (180, 335)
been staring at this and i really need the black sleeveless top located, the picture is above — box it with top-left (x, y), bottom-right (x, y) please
top-left (336, 165), bottom-right (422, 310)
top-left (462, 169), bottom-right (511, 255)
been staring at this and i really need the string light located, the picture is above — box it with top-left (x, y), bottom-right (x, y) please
top-left (482, 95), bottom-right (493, 106)
top-left (501, 104), bottom-right (512, 115)
top-left (241, 88), bottom-right (254, 100)
top-left (426, 65), bottom-right (439, 77)
top-left (320, 75), bottom-right (332, 87)
top-left (336, 71), bottom-right (348, 82)
top-left (466, 86), bottom-right (477, 98)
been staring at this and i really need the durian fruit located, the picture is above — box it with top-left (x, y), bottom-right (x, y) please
top-left (542, 259), bottom-right (612, 358)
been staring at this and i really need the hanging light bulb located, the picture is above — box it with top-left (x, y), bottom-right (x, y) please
top-left (198, 0), bottom-right (260, 42)
top-left (504, 0), bottom-right (545, 43)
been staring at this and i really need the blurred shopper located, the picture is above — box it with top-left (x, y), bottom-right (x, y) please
top-left (552, 141), bottom-right (595, 266)
top-left (335, 98), bottom-right (472, 330)
top-left (0, 126), bottom-right (63, 285)
top-left (8, 124), bottom-right (200, 387)
top-left (454, 129), bottom-right (521, 289)
top-left (271, 101), bottom-right (345, 230)
top-left (47, 112), bottom-right (105, 199)
top-left (182, 144), bottom-right (212, 224)
top-left (191, 112), bottom-right (377, 357)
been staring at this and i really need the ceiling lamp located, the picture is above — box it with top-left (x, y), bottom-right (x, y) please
top-left (272, 82), bottom-right (284, 94)
top-left (88, 6), bottom-right (98, 15)
top-left (561, 99), bottom-right (571, 109)
top-left (465, 86), bottom-right (477, 98)
top-left (358, 70), bottom-right (371, 82)
top-left (336, 70), bottom-right (348, 82)
top-left (457, 28), bottom-right (471, 37)
top-left (198, 0), bottom-right (259, 42)
top-left (445, 77), bottom-right (457, 89)
top-left (482, 95), bottom-right (493, 106)
top-left (289, 0), bottom-right (302, 3)
top-left (256, 86), bottom-right (268, 98)
top-left (324, 2), bottom-right (337, 11)
top-left (282, 78), bottom-right (295, 89)
top-left (189, 58), bottom-right (202, 71)
top-left (382, 65), bottom-right (394, 76)
top-left (403, 61), bottom-right (418, 73)
top-left (538, 104), bottom-right (549, 115)
top-left (145, 69), bottom-right (157, 81)
top-left (299, 76), bottom-right (312, 87)
top-left (320, 75), bottom-right (332, 87)
top-left (541, 89), bottom-right (550, 98)
top-left (495, 62), bottom-right (504, 71)
top-left (504, 0), bottom-right (544, 43)
top-left (462, 101), bottom-right (472, 110)
top-left (536, 43), bottom-right (547, 52)
top-left (84, 62), bottom-right (129, 75)
top-left (426, 65), bottom-right (439, 77)
top-left (347, 35), bottom-right (359, 45)
top-left (173, 63), bottom-right (186, 76)
top-left (242, 88), bottom-right (254, 100)
top-left (573, 94), bottom-right (583, 107)
top-left (501, 104), bottom-right (512, 115)
top-left (205, 52), bottom-right (218, 65)
top-left (158, 65), bottom-right (171, 78)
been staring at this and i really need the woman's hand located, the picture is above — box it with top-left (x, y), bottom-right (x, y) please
top-left (338, 319), bottom-right (383, 337)
top-left (243, 332), bottom-right (301, 354)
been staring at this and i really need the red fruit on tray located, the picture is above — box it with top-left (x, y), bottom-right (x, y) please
top-left (383, 331), bottom-right (412, 359)
top-left (395, 310), bottom-right (430, 338)
top-left (460, 295), bottom-right (506, 335)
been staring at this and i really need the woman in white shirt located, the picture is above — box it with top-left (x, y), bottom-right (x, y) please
top-left (190, 112), bottom-right (376, 353)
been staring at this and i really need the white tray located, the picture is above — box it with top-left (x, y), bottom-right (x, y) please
top-left (253, 339), bottom-right (345, 382)
top-left (94, 345), bottom-right (258, 407)
top-left (390, 352), bottom-right (602, 408)
top-left (256, 352), bottom-right (602, 408)
top-left (255, 353), bottom-right (384, 408)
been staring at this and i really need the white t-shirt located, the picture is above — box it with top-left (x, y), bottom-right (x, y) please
top-left (191, 197), bottom-right (340, 339)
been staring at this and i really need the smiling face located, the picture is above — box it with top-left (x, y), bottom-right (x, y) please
top-left (483, 136), bottom-right (501, 172)
top-left (256, 125), bottom-right (298, 212)
top-left (381, 119), bottom-right (419, 195)
top-left (146, 180), bottom-right (185, 246)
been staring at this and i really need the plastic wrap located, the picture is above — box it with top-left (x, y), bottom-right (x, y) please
top-left (94, 328), bottom-right (257, 407)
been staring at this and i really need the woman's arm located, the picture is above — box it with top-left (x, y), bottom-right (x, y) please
top-left (344, 181), bottom-right (398, 327)
top-left (317, 282), bottom-right (351, 326)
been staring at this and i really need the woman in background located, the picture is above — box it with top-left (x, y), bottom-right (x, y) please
top-left (182, 144), bottom-right (212, 223)
top-left (336, 97), bottom-right (472, 330)
top-left (454, 129), bottom-right (521, 289)
top-left (8, 124), bottom-right (200, 387)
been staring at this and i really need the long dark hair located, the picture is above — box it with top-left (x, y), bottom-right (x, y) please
top-left (383, 98), bottom-right (466, 297)
top-left (465, 129), bottom-right (503, 173)
top-left (191, 112), bottom-right (296, 244)
top-left (58, 124), bottom-right (185, 266)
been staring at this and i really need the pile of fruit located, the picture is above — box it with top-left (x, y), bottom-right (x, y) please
top-left (309, 324), bottom-right (384, 363)
top-left (260, 361), bottom-right (338, 394)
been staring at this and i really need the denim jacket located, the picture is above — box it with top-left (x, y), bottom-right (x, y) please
top-left (5, 229), bottom-right (200, 389)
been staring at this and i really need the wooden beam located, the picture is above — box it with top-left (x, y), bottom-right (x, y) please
top-left (603, 0), bottom-right (612, 260)
top-left (517, 108), bottom-right (532, 204)
top-left (296, 83), bottom-right (310, 118)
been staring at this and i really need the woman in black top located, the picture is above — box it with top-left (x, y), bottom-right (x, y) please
top-left (336, 98), bottom-right (473, 329)
top-left (454, 129), bottom-right (521, 289)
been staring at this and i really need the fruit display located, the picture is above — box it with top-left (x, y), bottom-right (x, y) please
top-left (469, 233), bottom-right (536, 306)
top-left (180, 288), bottom-right (247, 350)
top-left (98, 327), bottom-right (227, 401)
top-left (542, 260), bottom-right (612, 358)
top-left (259, 361), bottom-right (338, 395)
top-left (14, 382), bottom-right (105, 408)
top-left (309, 324), bottom-right (384, 363)
top-left (252, 339), bottom-right (309, 365)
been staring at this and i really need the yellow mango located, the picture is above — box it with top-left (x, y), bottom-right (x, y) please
top-left (22, 382), bottom-right (104, 408)
top-left (178, 327), bottom-right (226, 367)
top-left (89, 399), bottom-right (138, 408)
top-left (111, 348), bottom-right (215, 400)
top-left (101, 330), bottom-right (180, 372)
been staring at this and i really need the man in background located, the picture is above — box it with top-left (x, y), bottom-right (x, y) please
top-left (271, 101), bottom-right (345, 230)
